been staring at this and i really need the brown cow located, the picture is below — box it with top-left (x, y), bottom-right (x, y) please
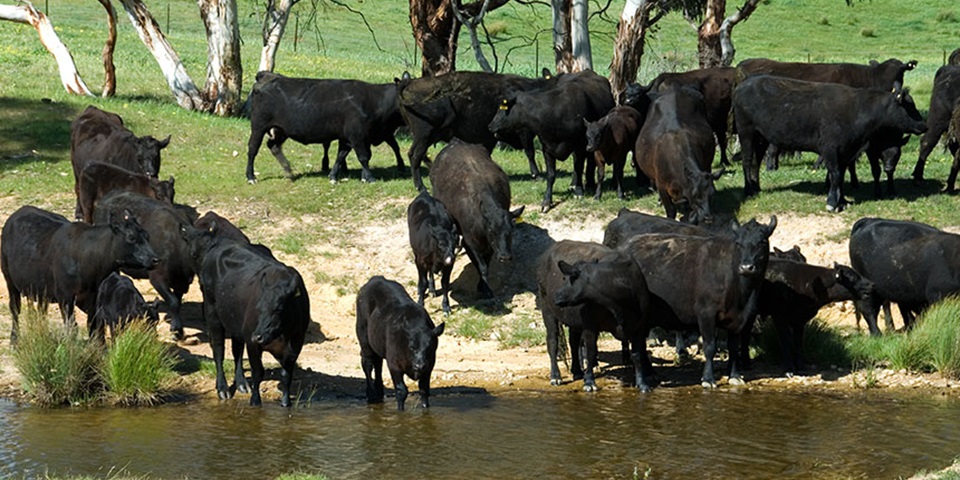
top-left (78, 162), bottom-right (174, 223)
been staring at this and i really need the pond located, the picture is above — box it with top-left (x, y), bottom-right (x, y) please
top-left (0, 386), bottom-right (958, 479)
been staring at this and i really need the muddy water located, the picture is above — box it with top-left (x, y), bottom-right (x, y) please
top-left (1, 387), bottom-right (958, 479)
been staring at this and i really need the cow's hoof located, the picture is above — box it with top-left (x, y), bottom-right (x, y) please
top-left (217, 390), bottom-right (231, 400)
top-left (728, 377), bottom-right (745, 386)
top-left (785, 371), bottom-right (795, 378)
top-left (361, 175), bottom-right (377, 184)
top-left (637, 384), bottom-right (652, 393)
top-left (247, 178), bottom-right (258, 185)
top-left (582, 384), bottom-right (598, 392)
top-left (701, 381), bottom-right (717, 389)
top-left (550, 378), bottom-right (562, 386)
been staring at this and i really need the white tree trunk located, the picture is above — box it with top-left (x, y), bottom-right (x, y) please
top-left (117, 0), bottom-right (205, 110)
top-left (719, 0), bottom-right (762, 67)
top-left (570, 0), bottom-right (592, 71)
top-left (0, 1), bottom-right (92, 95)
top-left (199, 0), bottom-right (242, 116)
top-left (551, 0), bottom-right (573, 73)
top-left (258, 0), bottom-right (298, 73)
top-left (608, 0), bottom-right (652, 103)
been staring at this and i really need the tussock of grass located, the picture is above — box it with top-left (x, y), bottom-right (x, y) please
top-left (496, 315), bottom-right (546, 349)
top-left (753, 318), bottom-right (851, 368)
top-left (101, 319), bottom-right (176, 406)
top-left (12, 307), bottom-right (102, 407)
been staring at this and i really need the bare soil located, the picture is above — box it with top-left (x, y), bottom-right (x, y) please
top-left (0, 198), bottom-right (958, 405)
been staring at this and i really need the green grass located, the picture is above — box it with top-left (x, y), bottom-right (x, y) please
top-left (496, 313), bottom-right (546, 349)
top-left (101, 319), bottom-right (177, 406)
top-left (12, 307), bottom-right (103, 407)
top-left (754, 318), bottom-right (852, 369)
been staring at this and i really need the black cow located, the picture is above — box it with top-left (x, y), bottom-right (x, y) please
top-left (78, 162), bottom-right (175, 223)
top-left (246, 72), bottom-right (406, 184)
top-left (621, 216), bottom-right (777, 387)
top-left (395, 70), bottom-right (560, 190)
top-left (912, 65), bottom-right (960, 186)
top-left (849, 217), bottom-right (960, 331)
top-left (489, 70), bottom-right (615, 212)
top-left (183, 224), bottom-right (311, 407)
top-left (70, 105), bottom-right (170, 220)
top-left (635, 87), bottom-right (720, 224)
top-left (94, 190), bottom-right (196, 339)
top-left (950, 48), bottom-right (960, 66)
top-left (761, 259), bottom-right (877, 374)
top-left (647, 67), bottom-right (737, 167)
top-left (737, 57), bottom-right (917, 91)
top-left (584, 106), bottom-right (644, 200)
top-left (733, 75), bottom-right (926, 211)
top-left (407, 190), bottom-right (459, 315)
top-left (538, 240), bottom-right (654, 391)
top-left (90, 272), bottom-right (160, 341)
top-left (429, 142), bottom-right (523, 297)
top-left (1, 206), bottom-right (158, 344)
top-left (602, 208), bottom-right (734, 248)
top-left (356, 276), bottom-right (444, 410)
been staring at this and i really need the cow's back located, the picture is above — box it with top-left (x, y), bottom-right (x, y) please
top-left (430, 142), bottom-right (511, 217)
top-left (537, 240), bottom-right (617, 327)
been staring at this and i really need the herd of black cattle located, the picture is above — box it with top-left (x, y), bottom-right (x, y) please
top-left (2, 50), bottom-right (960, 409)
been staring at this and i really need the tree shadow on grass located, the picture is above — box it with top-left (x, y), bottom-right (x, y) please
top-left (0, 97), bottom-right (76, 172)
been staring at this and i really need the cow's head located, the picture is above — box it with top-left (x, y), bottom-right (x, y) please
top-left (890, 88), bottom-right (927, 135)
top-left (136, 134), bottom-right (170, 178)
top-left (488, 96), bottom-right (519, 138)
top-left (483, 201), bottom-right (524, 263)
top-left (683, 168), bottom-right (723, 225)
top-left (733, 215), bottom-right (777, 278)
top-left (151, 176), bottom-right (175, 204)
top-left (405, 315), bottom-right (444, 381)
top-left (252, 268), bottom-right (307, 349)
top-left (584, 117), bottom-right (607, 153)
top-left (621, 82), bottom-right (655, 113)
top-left (179, 221), bottom-right (216, 270)
top-left (434, 220), bottom-right (459, 267)
top-left (110, 208), bottom-right (160, 270)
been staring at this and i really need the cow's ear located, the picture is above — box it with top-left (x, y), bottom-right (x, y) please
top-left (434, 322), bottom-right (445, 337)
top-left (557, 261), bottom-right (577, 276)
top-left (158, 135), bottom-right (171, 149)
top-left (541, 67), bottom-right (552, 80)
top-left (510, 206), bottom-right (525, 223)
top-left (906, 59), bottom-right (917, 70)
top-left (773, 247), bottom-right (784, 254)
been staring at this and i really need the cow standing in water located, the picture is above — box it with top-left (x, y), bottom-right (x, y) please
top-left (356, 276), bottom-right (444, 411)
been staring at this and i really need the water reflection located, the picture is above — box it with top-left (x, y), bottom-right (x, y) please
top-left (0, 388), bottom-right (957, 479)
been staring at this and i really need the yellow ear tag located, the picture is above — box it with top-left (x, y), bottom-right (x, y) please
top-left (514, 216), bottom-right (524, 224)
top-left (545, 74), bottom-right (552, 80)
top-left (499, 104), bottom-right (508, 110)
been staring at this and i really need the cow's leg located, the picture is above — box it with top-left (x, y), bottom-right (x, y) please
top-left (246, 128), bottom-right (267, 183)
top-left (543, 307), bottom-right (564, 385)
top-left (246, 345), bottom-right (264, 406)
top-left (321, 141), bottom-right (331, 172)
top-left (699, 321), bottom-right (717, 388)
top-left (913, 121), bottom-right (948, 183)
top-left (542, 153), bottom-right (558, 212)
top-left (613, 152), bottom-right (627, 200)
top-left (868, 151), bottom-right (884, 198)
top-left (390, 368), bottom-right (408, 411)
top-left (715, 126), bottom-right (730, 168)
top-left (593, 153), bottom-right (606, 201)
top-left (427, 271), bottom-right (437, 298)
top-left (416, 265), bottom-right (429, 306)
top-left (278, 353), bottom-right (296, 408)
top-left (659, 189), bottom-right (678, 220)
top-left (568, 327), bottom-right (584, 381)
top-left (824, 152), bottom-right (846, 212)
top-left (741, 134), bottom-right (766, 197)
top-left (354, 143), bottom-right (377, 184)
top-left (328, 142), bottom-right (352, 183)
top-left (149, 274), bottom-right (184, 339)
top-left (463, 246), bottom-right (493, 298)
top-left (439, 265), bottom-right (452, 315)
top-left (232, 337), bottom-right (250, 394)
top-left (207, 307), bottom-right (231, 400)
top-left (418, 367), bottom-right (433, 408)
top-left (266, 135), bottom-right (295, 180)
top-left (791, 321), bottom-right (806, 374)
top-left (59, 299), bottom-right (76, 328)
top-left (524, 142), bottom-right (541, 180)
top-left (8, 286), bottom-right (21, 345)
top-left (408, 139), bottom-right (430, 191)
top-left (384, 135), bottom-right (406, 172)
top-left (774, 316), bottom-right (795, 375)
top-left (361, 352), bottom-right (385, 404)
top-left (630, 330), bottom-right (657, 392)
top-left (764, 144), bottom-right (780, 171)
top-left (573, 151), bottom-right (587, 198)
top-left (580, 329), bottom-right (600, 392)
top-left (945, 146), bottom-right (960, 193)
top-left (727, 330), bottom-right (745, 385)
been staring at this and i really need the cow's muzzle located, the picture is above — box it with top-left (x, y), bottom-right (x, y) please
top-left (738, 264), bottom-right (757, 276)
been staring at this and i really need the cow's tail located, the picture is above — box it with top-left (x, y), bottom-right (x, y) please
top-left (557, 320), bottom-right (569, 370)
top-left (948, 102), bottom-right (960, 148)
